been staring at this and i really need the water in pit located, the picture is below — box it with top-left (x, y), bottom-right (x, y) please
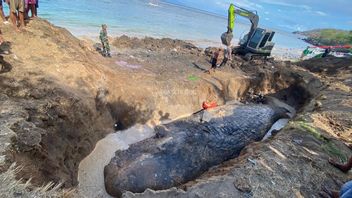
top-left (262, 118), bottom-right (290, 140)
top-left (263, 98), bottom-right (296, 140)
top-left (78, 125), bottom-right (155, 197)
top-left (78, 112), bottom-right (193, 197)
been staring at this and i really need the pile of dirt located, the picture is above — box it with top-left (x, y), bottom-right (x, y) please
top-left (113, 35), bottom-right (201, 54)
top-left (298, 56), bottom-right (352, 87)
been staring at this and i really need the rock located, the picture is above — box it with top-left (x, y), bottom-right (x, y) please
top-left (10, 120), bottom-right (43, 151)
top-left (0, 93), bottom-right (9, 101)
top-left (30, 88), bottom-right (46, 99)
top-left (234, 178), bottom-right (252, 193)
top-left (293, 139), bottom-right (303, 144)
top-left (319, 95), bottom-right (327, 100)
top-left (123, 187), bottom-right (185, 198)
top-left (247, 158), bottom-right (257, 165)
top-left (95, 88), bottom-right (109, 111)
top-left (0, 155), bottom-right (5, 165)
top-left (314, 101), bottom-right (322, 109)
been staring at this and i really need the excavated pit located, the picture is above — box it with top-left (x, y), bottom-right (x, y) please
top-left (1, 59), bottom-right (318, 196)
top-left (76, 76), bottom-right (316, 197)
top-left (0, 27), bottom-right (322, 197)
top-left (0, 63), bottom-right (318, 198)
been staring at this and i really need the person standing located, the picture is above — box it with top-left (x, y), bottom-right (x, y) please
top-left (221, 27), bottom-right (233, 61)
top-left (35, 0), bottom-right (38, 16)
top-left (27, 0), bottom-right (37, 18)
top-left (99, 24), bottom-right (111, 57)
top-left (322, 47), bottom-right (331, 58)
top-left (300, 46), bottom-right (311, 60)
top-left (0, 0), bottom-right (9, 24)
top-left (9, 0), bottom-right (25, 31)
top-left (0, 29), bottom-right (4, 45)
top-left (221, 4), bottom-right (235, 61)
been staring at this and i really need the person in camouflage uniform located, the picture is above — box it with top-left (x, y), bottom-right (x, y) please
top-left (100, 24), bottom-right (111, 57)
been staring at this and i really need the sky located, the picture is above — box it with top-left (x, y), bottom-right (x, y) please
top-left (163, 0), bottom-right (352, 32)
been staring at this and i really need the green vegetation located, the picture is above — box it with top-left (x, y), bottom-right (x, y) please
top-left (294, 121), bottom-right (326, 141)
top-left (188, 75), bottom-right (199, 81)
top-left (292, 121), bottom-right (347, 163)
top-left (318, 29), bottom-right (352, 45)
top-left (296, 29), bottom-right (352, 46)
top-left (322, 142), bottom-right (348, 163)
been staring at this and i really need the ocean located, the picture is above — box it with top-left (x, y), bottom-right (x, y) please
top-left (4, 0), bottom-right (308, 50)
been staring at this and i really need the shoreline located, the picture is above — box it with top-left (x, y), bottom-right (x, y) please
top-left (78, 33), bottom-right (304, 61)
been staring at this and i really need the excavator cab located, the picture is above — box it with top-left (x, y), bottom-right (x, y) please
top-left (229, 4), bottom-right (276, 60)
top-left (241, 28), bottom-right (275, 60)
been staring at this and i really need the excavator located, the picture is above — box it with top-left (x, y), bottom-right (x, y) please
top-left (227, 4), bottom-right (276, 60)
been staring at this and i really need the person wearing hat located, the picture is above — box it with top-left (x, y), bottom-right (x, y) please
top-left (100, 24), bottom-right (111, 57)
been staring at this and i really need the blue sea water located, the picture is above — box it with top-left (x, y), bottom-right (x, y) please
top-left (4, 0), bottom-right (308, 49)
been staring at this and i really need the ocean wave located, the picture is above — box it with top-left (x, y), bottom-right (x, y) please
top-left (148, 2), bottom-right (160, 7)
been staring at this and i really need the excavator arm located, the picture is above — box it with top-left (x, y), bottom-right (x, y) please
top-left (228, 4), bottom-right (259, 45)
top-left (233, 5), bottom-right (259, 36)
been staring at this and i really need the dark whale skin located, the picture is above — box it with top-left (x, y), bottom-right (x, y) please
top-left (104, 104), bottom-right (287, 197)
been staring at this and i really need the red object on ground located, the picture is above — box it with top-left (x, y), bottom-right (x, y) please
top-left (311, 45), bottom-right (351, 49)
top-left (202, 101), bottom-right (218, 110)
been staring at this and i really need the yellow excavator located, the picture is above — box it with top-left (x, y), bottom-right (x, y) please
top-left (227, 4), bottom-right (276, 60)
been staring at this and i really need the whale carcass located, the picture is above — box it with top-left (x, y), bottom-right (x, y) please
top-left (104, 103), bottom-right (288, 197)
